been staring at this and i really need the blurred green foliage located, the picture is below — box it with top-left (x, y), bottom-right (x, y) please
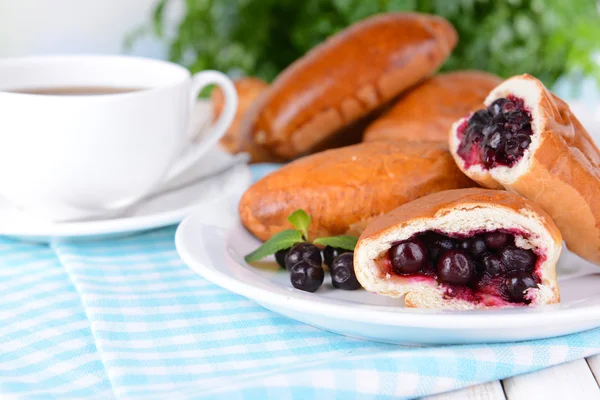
top-left (137, 0), bottom-right (600, 86)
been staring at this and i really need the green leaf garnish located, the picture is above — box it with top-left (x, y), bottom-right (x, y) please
top-left (313, 235), bottom-right (358, 251)
top-left (287, 209), bottom-right (311, 241)
top-left (244, 229), bottom-right (304, 263)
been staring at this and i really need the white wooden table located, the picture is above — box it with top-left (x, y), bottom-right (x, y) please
top-left (422, 354), bottom-right (600, 400)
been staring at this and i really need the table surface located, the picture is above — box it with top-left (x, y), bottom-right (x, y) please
top-left (422, 354), bottom-right (600, 400)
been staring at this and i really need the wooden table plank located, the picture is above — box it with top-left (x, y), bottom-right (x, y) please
top-left (587, 355), bottom-right (600, 386)
top-left (422, 380), bottom-right (506, 400)
top-left (502, 359), bottom-right (600, 400)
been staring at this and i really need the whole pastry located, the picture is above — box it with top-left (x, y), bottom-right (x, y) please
top-left (363, 71), bottom-right (502, 144)
top-left (354, 188), bottom-right (562, 309)
top-left (211, 77), bottom-right (273, 162)
top-left (449, 74), bottom-right (600, 264)
top-left (238, 141), bottom-right (475, 242)
top-left (240, 12), bottom-right (458, 160)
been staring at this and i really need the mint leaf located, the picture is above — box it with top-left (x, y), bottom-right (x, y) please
top-left (313, 235), bottom-right (358, 251)
top-left (287, 209), bottom-right (311, 241)
top-left (244, 229), bottom-right (304, 263)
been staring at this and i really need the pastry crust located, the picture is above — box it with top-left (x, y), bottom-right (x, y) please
top-left (240, 12), bottom-right (457, 160)
top-left (238, 141), bottom-right (475, 241)
top-left (363, 71), bottom-right (502, 145)
top-left (354, 188), bottom-right (562, 309)
top-left (211, 77), bottom-right (275, 162)
top-left (449, 74), bottom-right (600, 264)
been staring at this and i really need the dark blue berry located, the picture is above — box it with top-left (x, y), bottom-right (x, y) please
top-left (460, 236), bottom-right (487, 259)
top-left (489, 98), bottom-right (509, 116)
top-left (480, 253), bottom-right (503, 276)
top-left (285, 243), bottom-right (322, 271)
top-left (290, 261), bottom-right (324, 292)
top-left (498, 246), bottom-right (536, 272)
top-left (275, 249), bottom-right (289, 269)
top-left (390, 238), bottom-right (428, 274)
top-left (422, 233), bottom-right (458, 262)
top-left (437, 250), bottom-right (475, 285)
top-left (484, 232), bottom-right (510, 249)
top-left (504, 271), bottom-right (537, 302)
top-left (331, 253), bottom-right (361, 290)
top-left (323, 246), bottom-right (344, 269)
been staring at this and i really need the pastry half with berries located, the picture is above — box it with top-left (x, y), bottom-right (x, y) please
top-left (354, 188), bottom-right (561, 309)
top-left (449, 74), bottom-right (600, 264)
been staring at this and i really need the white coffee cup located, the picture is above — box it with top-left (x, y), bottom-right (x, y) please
top-left (0, 55), bottom-right (237, 221)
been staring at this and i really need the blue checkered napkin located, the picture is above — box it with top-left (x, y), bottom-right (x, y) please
top-left (52, 228), bottom-right (600, 400)
top-left (0, 238), bottom-right (113, 399)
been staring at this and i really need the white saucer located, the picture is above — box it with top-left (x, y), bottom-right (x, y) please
top-left (0, 149), bottom-right (251, 243)
top-left (176, 206), bottom-right (600, 345)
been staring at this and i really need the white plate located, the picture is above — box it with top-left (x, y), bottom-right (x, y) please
top-left (176, 208), bottom-right (600, 345)
top-left (0, 150), bottom-right (251, 243)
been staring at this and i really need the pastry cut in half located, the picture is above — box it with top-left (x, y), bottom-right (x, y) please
top-left (449, 74), bottom-right (600, 264)
top-left (354, 188), bottom-right (562, 309)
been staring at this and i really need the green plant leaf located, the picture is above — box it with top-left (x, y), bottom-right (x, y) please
top-left (313, 235), bottom-right (358, 251)
top-left (287, 209), bottom-right (311, 241)
top-left (244, 229), bottom-right (304, 263)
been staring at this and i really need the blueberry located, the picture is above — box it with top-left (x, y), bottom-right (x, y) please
top-left (323, 246), bottom-right (344, 269)
top-left (460, 236), bottom-right (487, 259)
top-left (437, 250), bottom-right (476, 285)
top-left (331, 253), bottom-right (361, 290)
top-left (290, 261), bottom-right (324, 292)
top-left (285, 243), bottom-right (322, 271)
top-left (274, 249), bottom-right (289, 269)
top-left (389, 238), bottom-right (428, 274)
top-left (484, 129), bottom-right (505, 151)
top-left (498, 246), bottom-right (536, 271)
top-left (504, 270), bottom-right (537, 303)
top-left (422, 233), bottom-right (458, 262)
top-left (480, 252), bottom-right (503, 276)
top-left (458, 97), bottom-right (533, 170)
top-left (489, 98), bottom-right (509, 116)
top-left (484, 232), bottom-right (510, 249)
top-left (469, 109), bottom-right (492, 125)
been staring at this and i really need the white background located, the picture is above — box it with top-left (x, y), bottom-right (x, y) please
top-left (0, 0), bottom-right (175, 59)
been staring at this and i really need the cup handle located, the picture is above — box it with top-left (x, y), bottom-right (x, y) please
top-left (161, 70), bottom-right (237, 183)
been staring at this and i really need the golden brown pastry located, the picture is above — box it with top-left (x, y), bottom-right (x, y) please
top-left (354, 188), bottom-right (562, 309)
top-left (449, 74), bottom-right (600, 264)
top-left (240, 12), bottom-right (458, 160)
top-left (363, 71), bottom-right (502, 144)
top-left (211, 77), bottom-right (272, 161)
top-left (238, 141), bottom-right (475, 242)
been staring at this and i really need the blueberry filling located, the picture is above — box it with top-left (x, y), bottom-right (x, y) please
top-left (457, 96), bottom-right (533, 169)
top-left (386, 230), bottom-right (540, 304)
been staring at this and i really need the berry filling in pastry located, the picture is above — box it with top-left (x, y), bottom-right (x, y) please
top-left (379, 230), bottom-right (541, 304)
top-left (456, 96), bottom-right (533, 169)
top-left (354, 188), bottom-right (561, 310)
top-left (449, 74), bottom-right (600, 265)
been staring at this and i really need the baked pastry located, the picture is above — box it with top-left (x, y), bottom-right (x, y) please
top-left (449, 74), bottom-right (600, 264)
top-left (238, 141), bottom-right (475, 242)
top-left (363, 71), bottom-right (502, 144)
top-left (354, 188), bottom-right (562, 309)
top-left (211, 77), bottom-right (273, 162)
top-left (240, 12), bottom-right (458, 160)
